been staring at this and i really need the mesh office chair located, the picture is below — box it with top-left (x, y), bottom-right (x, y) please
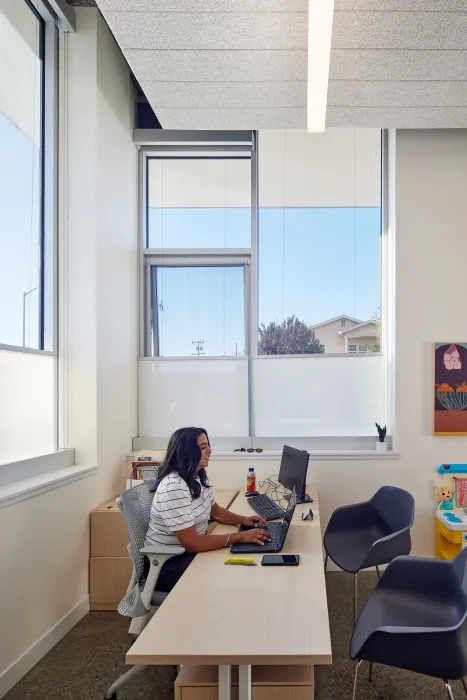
top-left (350, 548), bottom-right (467, 700)
top-left (104, 481), bottom-right (184, 700)
top-left (324, 486), bottom-right (415, 626)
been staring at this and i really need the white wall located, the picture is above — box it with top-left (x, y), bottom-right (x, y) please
top-left (202, 130), bottom-right (467, 561)
top-left (0, 9), bottom-right (137, 692)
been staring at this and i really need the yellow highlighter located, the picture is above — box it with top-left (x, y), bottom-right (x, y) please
top-left (224, 557), bottom-right (257, 566)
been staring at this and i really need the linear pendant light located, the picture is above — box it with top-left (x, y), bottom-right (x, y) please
top-left (307, 0), bottom-right (335, 132)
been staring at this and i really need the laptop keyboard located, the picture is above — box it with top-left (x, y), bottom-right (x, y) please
top-left (231, 522), bottom-right (284, 553)
top-left (246, 494), bottom-right (284, 521)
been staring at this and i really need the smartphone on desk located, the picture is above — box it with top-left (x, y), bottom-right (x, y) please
top-left (261, 554), bottom-right (300, 566)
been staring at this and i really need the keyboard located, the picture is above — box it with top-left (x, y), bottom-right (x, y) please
top-left (231, 522), bottom-right (285, 553)
top-left (246, 494), bottom-right (284, 521)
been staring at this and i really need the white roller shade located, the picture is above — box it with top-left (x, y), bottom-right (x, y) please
top-left (259, 129), bottom-right (381, 208)
top-left (0, 0), bottom-right (41, 147)
top-left (148, 156), bottom-right (251, 209)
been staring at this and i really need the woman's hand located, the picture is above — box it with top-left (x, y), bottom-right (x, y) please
top-left (241, 514), bottom-right (268, 528)
top-left (237, 527), bottom-right (271, 546)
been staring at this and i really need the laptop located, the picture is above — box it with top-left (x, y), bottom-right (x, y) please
top-left (230, 488), bottom-right (297, 554)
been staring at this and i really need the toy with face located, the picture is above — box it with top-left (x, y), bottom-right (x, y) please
top-left (435, 484), bottom-right (454, 511)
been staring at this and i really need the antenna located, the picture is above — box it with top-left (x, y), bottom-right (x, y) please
top-left (192, 339), bottom-right (205, 356)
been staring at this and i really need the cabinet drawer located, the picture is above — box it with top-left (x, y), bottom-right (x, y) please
top-left (439, 524), bottom-right (462, 544)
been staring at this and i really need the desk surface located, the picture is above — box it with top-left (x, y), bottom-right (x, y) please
top-left (211, 488), bottom-right (238, 511)
top-left (127, 485), bottom-right (331, 667)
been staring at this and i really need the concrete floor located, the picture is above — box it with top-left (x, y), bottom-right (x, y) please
top-left (4, 572), bottom-right (464, 700)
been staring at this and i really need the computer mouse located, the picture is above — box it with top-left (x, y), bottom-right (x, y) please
top-left (245, 490), bottom-right (260, 497)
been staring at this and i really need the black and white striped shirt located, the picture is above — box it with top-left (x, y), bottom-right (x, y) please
top-left (145, 473), bottom-right (215, 548)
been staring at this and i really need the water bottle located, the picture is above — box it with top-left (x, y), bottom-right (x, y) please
top-left (246, 466), bottom-right (256, 492)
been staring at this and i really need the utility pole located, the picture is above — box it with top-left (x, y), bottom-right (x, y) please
top-left (192, 339), bottom-right (205, 356)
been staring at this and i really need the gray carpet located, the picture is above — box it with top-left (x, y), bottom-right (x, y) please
top-left (4, 573), bottom-right (463, 700)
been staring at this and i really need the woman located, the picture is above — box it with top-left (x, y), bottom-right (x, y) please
top-left (145, 427), bottom-right (271, 592)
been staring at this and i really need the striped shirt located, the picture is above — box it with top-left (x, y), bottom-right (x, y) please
top-left (145, 473), bottom-right (216, 548)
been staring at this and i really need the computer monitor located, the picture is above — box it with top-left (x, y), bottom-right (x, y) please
top-left (278, 445), bottom-right (311, 504)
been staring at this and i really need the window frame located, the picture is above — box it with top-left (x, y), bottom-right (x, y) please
top-left (145, 255), bottom-right (251, 359)
top-left (138, 130), bottom-right (389, 442)
top-left (0, 0), bottom-right (58, 358)
top-left (0, 1), bottom-right (74, 496)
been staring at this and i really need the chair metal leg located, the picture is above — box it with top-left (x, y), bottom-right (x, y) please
top-left (324, 553), bottom-right (329, 571)
top-left (104, 664), bottom-right (148, 698)
top-left (461, 677), bottom-right (467, 696)
top-left (376, 565), bottom-right (381, 580)
top-left (444, 680), bottom-right (455, 700)
top-left (369, 661), bottom-right (373, 683)
top-left (352, 660), bottom-right (363, 700)
top-left (354, 573), bottom-right (358, 627)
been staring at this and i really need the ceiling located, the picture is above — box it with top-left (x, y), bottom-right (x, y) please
top-left (88, 0), bottom-right (467, 129)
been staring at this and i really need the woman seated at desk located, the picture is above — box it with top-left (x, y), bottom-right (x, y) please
top-left (145, 426), bottom-right (271, 592)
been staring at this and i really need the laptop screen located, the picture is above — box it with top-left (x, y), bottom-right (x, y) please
top-left (283, 487), bottom-right (296, 529)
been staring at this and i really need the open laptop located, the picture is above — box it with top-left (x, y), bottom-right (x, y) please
top-left (230, 487), bottom-right (297, 554)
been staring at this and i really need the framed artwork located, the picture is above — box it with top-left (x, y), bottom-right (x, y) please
top-left (434, 343), bottom-right (467, 435)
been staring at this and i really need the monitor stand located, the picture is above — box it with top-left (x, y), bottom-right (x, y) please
top-left (283, 493), bottom-right (312, 504)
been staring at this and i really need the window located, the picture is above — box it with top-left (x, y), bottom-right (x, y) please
top-left (149, 265), bottom-right (246, 357)
top-left (143, 143), bottom-right (252, 358)
top-left (0, 1), bottom-right (43, 349)
top-left (139, 130), bottom-right (387, 443)
top-left (258, 130), bottom-right (381, 356)
top-left (0, 0), bottom-right (59, 468)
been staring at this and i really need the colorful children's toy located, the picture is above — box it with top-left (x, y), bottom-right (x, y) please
top-left (435, 464), bottom-right (467, 559)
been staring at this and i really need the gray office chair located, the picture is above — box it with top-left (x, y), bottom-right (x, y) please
top-left (324, 486), bottom-right (415, 626)
top-left (104, 481), bottom-right (184, 700)
top-left (350, 548), bottom-right (467, 700)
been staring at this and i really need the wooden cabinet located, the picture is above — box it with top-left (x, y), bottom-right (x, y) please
top-left (91, 497), bottom-right (130, 558)
top-left (175, 665), bottom-right (314, 700)
top-left (90, 496), bottom-right (131, 610)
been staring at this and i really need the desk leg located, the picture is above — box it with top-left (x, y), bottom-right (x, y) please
top-left (239, 665), bottom-right (252, 700)
top-left (219, 665), bottom-right (231, 700)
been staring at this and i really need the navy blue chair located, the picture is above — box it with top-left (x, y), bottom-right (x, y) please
top-left (324, 486), bottom-right (415, 625)
top-left (350, 548), bottom-right (467, 700)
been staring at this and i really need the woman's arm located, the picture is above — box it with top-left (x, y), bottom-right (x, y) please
top-left (210, 502), bottom-right (247, 526)
top-left (210, 502), bottom-right (267, 528)
top-left (175, 524), bottom-right (270, 553)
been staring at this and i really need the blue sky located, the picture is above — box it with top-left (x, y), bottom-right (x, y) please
top-left (149, 206), bottom-right (381, 356)
top-left (0, 112), bottom-right (40, 349)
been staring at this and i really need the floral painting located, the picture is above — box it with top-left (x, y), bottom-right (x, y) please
top-left (434, 343), bottom-right (467, 435)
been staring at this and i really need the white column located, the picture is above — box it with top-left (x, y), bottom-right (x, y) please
top-left (219, 665), bottom-right (231, 700)
top-left (239, 665), bottom-right (252, 700)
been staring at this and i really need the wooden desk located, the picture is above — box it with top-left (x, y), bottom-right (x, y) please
top-left (127, 486), bottom-right (331, 700)
top-left (212, 488), bottom-right (239, 511)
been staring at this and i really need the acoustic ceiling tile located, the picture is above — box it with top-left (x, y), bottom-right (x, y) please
top-left (328, 80), bottom-right (467, 107)
top-left (126, 49), bottom-right (307, 82)
top-left (333, 11), bottom-right (467, 50)
top-left (156, 107), bottom-right (307, 130)
top-left (105, 11), bottom-right (307, 50)
top-left (330, 49), bottom-right (467, 81)
top-left (144, 80), bottom-right (307, 109)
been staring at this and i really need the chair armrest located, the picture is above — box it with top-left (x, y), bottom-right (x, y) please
top-left (326, 501), bottom-right (373, 532)
top-left (140, 545), bottom-right (185, 556)
top-left (362, 525), bottom-right (412, 568)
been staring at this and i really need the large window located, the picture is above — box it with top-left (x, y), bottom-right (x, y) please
top-left (0, 0), bottom-right (58, 466)
top-left (258, 130), bottom-right (381, 356)
top-left (139, 130), bottom-right (386, 443)
top-left (143, 146), bottom-right (252, 358)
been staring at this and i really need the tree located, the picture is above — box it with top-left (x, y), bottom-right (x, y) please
top-left (368, 308), bottom-right (381, 353)
top-left (258, 315), bottom-right (325, 355)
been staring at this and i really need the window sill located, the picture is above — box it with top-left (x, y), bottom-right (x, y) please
top-left (209, 450), bottom-right (398, 461)
top-left (0, 463), bottom-right (98, 509)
